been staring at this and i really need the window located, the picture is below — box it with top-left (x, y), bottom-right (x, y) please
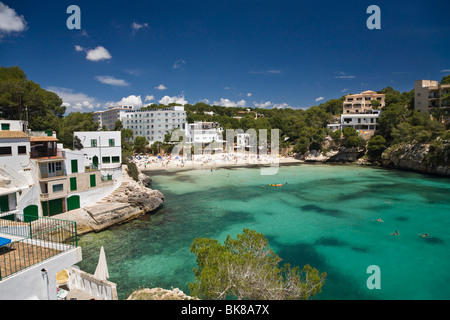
top-left (1, 123), bottom-right (10, 130)
top-left (52, 184), bottom-right (64, 192)
top-left (0, 147), bottom-right (12, 155)
top-left (18, 146), bottom-right (27, 154)
top-left (91, 139), bottom-right (98, 147)
top-left (112, 156), bottom-right (120, 163)
top-left (102, 156), bottom-right (111, 164)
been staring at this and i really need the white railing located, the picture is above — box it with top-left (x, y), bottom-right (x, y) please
top-left (66, 266), bottom-right (118, 300)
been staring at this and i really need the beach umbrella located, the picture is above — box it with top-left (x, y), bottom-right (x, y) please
top-left (94, 246), bottom-right (109, 281)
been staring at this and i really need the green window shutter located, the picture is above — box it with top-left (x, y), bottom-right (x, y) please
top-left (1, 123), bottom-right (10, 130)
top-left (70, 177), bottom-right (77, 191)
top-left (90, 174), bottom-right (96, 187)
top-left (71, 159), bottom-right (78, 173)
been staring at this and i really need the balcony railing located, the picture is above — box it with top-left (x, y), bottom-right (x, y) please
top-left (39, 169), bottom-right (67, 179)
top-left (0, 213), bottom-right (77, 280)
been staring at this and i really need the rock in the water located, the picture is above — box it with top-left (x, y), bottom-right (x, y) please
top-left (127, 287), bottom-right (198, 300)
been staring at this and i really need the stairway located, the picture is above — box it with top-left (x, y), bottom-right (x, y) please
top-left (96, 181), bottom-right (128, 203)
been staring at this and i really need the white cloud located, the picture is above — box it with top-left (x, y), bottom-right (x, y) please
top-left (335, 75), bottom-right (355, 79)
top-left (253, 101), bottom-right (272, 108)
top-left (441, 69), bottom-right (450, 73)
top-left (273, 103), bottom-right (290, 109)
top-left (173, 59), bottom-right (186, 70)
top-left (253, 101), bottom-right (291, 109)
top-left (95, 75), bottom-right (129, 87)
top-left (47, 87), bottom-right (100, 111)
top-left (159, 94), bottom-right (188, 106)
top-left (341, 88), bottom-right (349, 93)
top-left (155, 84), bottom-right (168, 90)
top-left (214, 98), bottom-right (246, 108)
top-left (249, 69), bottom-right (282, 75)
top-left (0, 2), bottom-right (27, 36)
top-left (105, 95), bottom-right (144, 109)
top-left (74, 45), bottom-right (84, 52)
top-left (85, 46), bottom-right (112, 61)
top-left (145, 95), bottom-right (155, 102)
top-left (132, 22), bottom-right (149, 32)
top-left (247, 93), bottom-right (252, 97)
top-left (315, 97), bottom-right (325, 102)
top-left (224, 86), bottom-right (230, 90)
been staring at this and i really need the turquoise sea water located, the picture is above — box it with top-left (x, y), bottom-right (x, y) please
top-left (77, 164), bottom-right (450, 300)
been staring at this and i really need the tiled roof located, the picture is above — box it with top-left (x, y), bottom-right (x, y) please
top-left (29, 136), bottom-right (58, 142)
top-left (0, 131), bottom-right (30, 139)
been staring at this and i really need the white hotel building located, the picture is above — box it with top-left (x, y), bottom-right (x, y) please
top-left (121, 106), bottom-right (187, 144)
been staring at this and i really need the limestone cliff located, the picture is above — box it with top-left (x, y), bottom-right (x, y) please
top-left (294, 139), bottom-right (450, 177)
top-left (380, 141), bottom-right (450, 176)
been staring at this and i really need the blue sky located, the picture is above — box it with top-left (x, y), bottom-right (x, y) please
top-left (1, 0), bottom-right (449, 113)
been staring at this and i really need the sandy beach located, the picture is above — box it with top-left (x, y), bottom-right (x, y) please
top-left (130, 152), bottom-right (303, 172)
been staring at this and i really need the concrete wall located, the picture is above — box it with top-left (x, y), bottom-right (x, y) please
top-left (0, 247), bottom-right (82, 300)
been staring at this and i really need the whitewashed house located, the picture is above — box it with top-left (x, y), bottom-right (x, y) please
top-left (73, 131), bottom-right (122, 182)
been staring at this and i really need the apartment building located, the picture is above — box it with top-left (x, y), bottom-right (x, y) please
top-left (184, 121), bottom-right (224, 145)
top-left (327, 91), bottom-right (385, 139)
top-left (343, 90), bottom-right (385, 114)
top-left (122, 106), bottom-right (187, 144)
top-left (414, 80), bottom-right (450, 123)
top-left (93, 105), bottom-right (133, 130)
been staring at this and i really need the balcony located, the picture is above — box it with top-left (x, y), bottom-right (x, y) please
top-left (39, 169), bottom-right (67, 180)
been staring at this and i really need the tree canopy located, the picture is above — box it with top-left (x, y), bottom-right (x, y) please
top-left (189, 228), bottom-right (326, 300)
top-left (0, 66), bottom-right (65, 132)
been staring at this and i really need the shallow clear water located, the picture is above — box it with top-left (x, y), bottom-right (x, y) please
top-left (77, 164), bottom-right (450, 300)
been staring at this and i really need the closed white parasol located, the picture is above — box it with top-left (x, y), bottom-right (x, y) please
top-left (94, 246), bottom-right (109, 281)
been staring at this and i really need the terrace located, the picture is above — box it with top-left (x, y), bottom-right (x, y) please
top-left (0, 212), bottom-right (77, 280)
top-left (0, 213), bottom-right (117, 300)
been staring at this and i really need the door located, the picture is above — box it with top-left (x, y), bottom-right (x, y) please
top-left (71, 159), bottom-right (78, 173)
top-left (0, 195), bottom-right (9, 213)
top-left (23, 205), bottom-right (39, 222)
top-left (67, 195), bottom-right (80, 211)
top-left (92, 156), bottom-right (98, 169)
top-left (42, 198), bottom-right (64, 217)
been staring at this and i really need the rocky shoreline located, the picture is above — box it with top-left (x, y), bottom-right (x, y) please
top-left (55, 165), bottom-right (165, 235)
top-left (299, 141), bottom-right (450, 177)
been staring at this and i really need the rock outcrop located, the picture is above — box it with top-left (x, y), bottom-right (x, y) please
top-left (381, 141), bottom-right (450, 176)
top-left (108, 180), bottom-right (165, 213)
top-left (54, 167), bottom-right (165, 235)
top-left (127, 287), bottom-right (198, 300)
